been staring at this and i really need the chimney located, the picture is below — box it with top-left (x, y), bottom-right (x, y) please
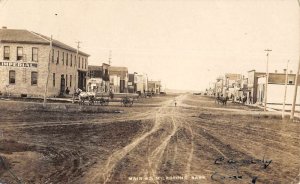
top-left (2, 26), bottom-right (7, 29)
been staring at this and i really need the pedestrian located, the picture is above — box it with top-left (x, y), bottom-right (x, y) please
top-left (174, 99), bottom-right (177, 107)
top-left (65, 87), bottom-right (70, 95)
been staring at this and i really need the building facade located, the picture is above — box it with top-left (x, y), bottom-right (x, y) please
top-left (257, 72), bottom-right (300, 107)
top-left (109, 66), bottom-right (128, 93)
top-left (87, 63), bottom-right (110, 93)
top-left (148, 80), bottom-right (161, 94)
top-left (0, 28), bottom-right (89, 97)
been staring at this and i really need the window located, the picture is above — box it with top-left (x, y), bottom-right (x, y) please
top-left (17, 47), bottom-right (23, 60)
top-left (53, 73), bottom-right (56, 87)
top-left (70, 54), bottom-right (73, 66)
top-left (70, 75), bottom-right (72, 87)
top-left (31, 72), bottom-right (38, 85)
top-left (52, 49), bottom-right (54, 63)
top-left (85, 58), bottom-right (87, 69)
top-left (9, 70), bottom-right (15, 84)
top-left (57, 50), bottom-right (59, 64)
top-left (82, 58), bottom-right (84, 68)
top-left (3, 46), bottom-right (10, 60)
top-left (62, 52), bottom-right (64, 65)
top-left (66, 75), bottom-right (68, 87)
top-left (32, 47), bottom-right (38, 62)
top-left (66, 53), bottom-right (69, 66)
top-left (78, 57), bottom-right (81, 68)
top-left (74, 56), bottom-right (76, 67)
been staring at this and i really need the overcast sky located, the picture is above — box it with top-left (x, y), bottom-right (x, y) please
top-left (0, 0), bottom-right (299, 91)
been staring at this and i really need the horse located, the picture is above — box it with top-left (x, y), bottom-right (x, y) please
top-left (75, 89), bottom-right (95, 105)
top-left (216, 96), bottom-right (229, 105)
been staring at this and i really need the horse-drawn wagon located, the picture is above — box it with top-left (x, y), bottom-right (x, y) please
top-left (75, 89), bottom-right (139, 107)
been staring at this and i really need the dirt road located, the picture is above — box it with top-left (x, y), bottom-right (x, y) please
top-left (0, 94), bottom-right (299, 183)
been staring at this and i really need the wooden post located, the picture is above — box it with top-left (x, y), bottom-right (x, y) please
top-left (282, 60), bottom-right (289, 119)
top-left (43, 35), bottom-right (52, 107)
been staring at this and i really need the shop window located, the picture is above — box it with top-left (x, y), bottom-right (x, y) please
top-left (3, 46), bottom-right (10, 60)
top-left (66, 75), bottom-right (68, 87)
top-left (32, 47), bottom-right (38, 62)
top-left (70, 75), bottom-right (72, 87)
top-left (9, 70), bottom-right (15, 84)
top-left (17, 47), bottom-right (23, 60)
top-left (53, 73), bottom-right (56, 87)
top-left (31, 72), bottom-right (38, 85)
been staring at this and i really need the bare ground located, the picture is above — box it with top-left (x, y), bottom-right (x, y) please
top-left (0, 94), bottom-right (299, 184)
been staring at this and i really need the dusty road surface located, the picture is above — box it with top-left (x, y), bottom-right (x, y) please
top-left (0, 94), bottom-right (299, 184)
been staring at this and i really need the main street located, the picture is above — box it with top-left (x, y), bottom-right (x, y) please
top-left (0, 94), bottom-right (299, 183)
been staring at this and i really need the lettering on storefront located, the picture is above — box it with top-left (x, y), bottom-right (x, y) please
top-left (0, 62), bottom-right (38, 68)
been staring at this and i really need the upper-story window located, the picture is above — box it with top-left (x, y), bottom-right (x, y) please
top-left (78, 57), bottom-right (81, 68)
top-left (70, 54), bottom-right (73, 66)
top-left (66, 53), bottom-right (69, 66)
top-left (52, 49), bottom-right (54, 63)
top-left (3, 46), bottom-right (10, 60)
top-left (17, 47), bottom-right (23, 61)
top-left (82, 58), bottom-right (84, 68)
top-left (74, 56), bottom-right (76, 67)
top-left (62, 52), bottom-right (64, 65)
top-left (32, 47), bottom-right (38, 62)
top-left (85, 58), bottom-right (87, 69)
top-left (57, 50), bottom-right (59, 64)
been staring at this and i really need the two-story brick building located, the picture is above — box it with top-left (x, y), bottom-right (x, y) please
top-left (0, 27), bottom-right (89, 97)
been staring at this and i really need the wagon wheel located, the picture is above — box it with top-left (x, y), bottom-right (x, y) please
top-left (105, 99), bottom-right (109, 106)
top-left (130, 101), bottom-right (133, 107)
top-left (88, 97), bottom-right (94, 106)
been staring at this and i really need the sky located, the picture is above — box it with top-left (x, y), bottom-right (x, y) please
top-left (0, 0), bottom-right (299, 91)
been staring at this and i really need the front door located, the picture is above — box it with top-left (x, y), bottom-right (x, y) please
top-left (60, 74), bottom-right (65, 95)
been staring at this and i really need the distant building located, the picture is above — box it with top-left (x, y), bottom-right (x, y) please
top-left (87, 63), bottom-right (110, 92)
top-left (128, 73), bottom-right (136, 93)
top-left (247, 70), bottom-right (266, 104)
top-left (109, 66), bottom-right (128, 93)
top-left (148, 80), bottom-right (161, 94)
top-left (224, 73), bottom-right (242, 98)
top-left (257, 71), bottom-right (300, 108)
top-left (0, 27), bottom-right (89, 97)
top-left (135, 73), bottom-right (148, 94)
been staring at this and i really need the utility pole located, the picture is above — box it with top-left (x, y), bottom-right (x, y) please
top-left (72, 41), bottom-right (81, 103)
top-left (290, 57), bottom-right (300, 120)
top-left (290, 0), bottom-right (300, 120)
top-left (108, 50), bottom-right (112, 65)
top-left (282, 60), bottom-right (289, 119)
top-left (43, 35), bottom-right (53, 107)
top-left (264, 49), bottom-right (272, 111)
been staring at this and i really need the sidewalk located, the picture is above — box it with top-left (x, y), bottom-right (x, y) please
top-left (245, 103), bottom-right (300, 119)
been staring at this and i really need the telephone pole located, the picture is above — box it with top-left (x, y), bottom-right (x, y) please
top-left (43, 35), bottom-right (53, 107)
top-left (72, 41), bottom-right (81, 103)
top-left (290, 57), bottom-right (300, 121)
top-left (290, 0), bottom-right (300, 120)
top-left (282, 60), bottom-right (289, 119)
top-left (108, 50), bottom-right (112, 65)
top-left (264, 49), bottom-right (272, 111)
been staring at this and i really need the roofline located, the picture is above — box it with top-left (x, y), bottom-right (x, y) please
top-left (0, 40), bottom-right (90, 57)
